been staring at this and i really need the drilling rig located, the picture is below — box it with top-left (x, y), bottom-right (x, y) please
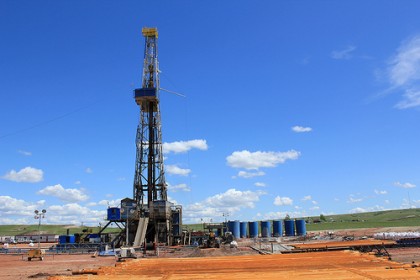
top-left (104, 27), bottom-right (182, 248)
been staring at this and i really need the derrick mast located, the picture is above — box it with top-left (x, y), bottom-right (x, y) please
top-left (133, 27), bottom-right (167, 208)
top-left (101, 27), bottom-right (182, 248)
top-left (131, 27), bottom-right (178, 245)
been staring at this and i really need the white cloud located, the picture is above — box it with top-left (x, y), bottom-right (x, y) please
top-left (0, 196), bottom-right (46, 217)
top-left (387, 35), bottom-right (420, 109)
top-left (389, 36), bottom-right (420, 86)
top-left (0, 196), bottom-right (107, 226)
top-left (302, 195), bottom-right (312, 201)
top-left (2, 167), bottom-right (43, 183)
top-left (206, 189), bottom-right (265, 209)
top-left (75, 180), bottom-right (81, 185)
top-left (331, 45), bottom-right (356, 60)
top-left (261, 211), bottom-right (305, 220)
top-left (166, 165), bottom-right (191, 176)
top-left (291, 126), bottom-right (312, 133)
top-left (254, 182), bottom-right (266, 187)
top-left (310, 206), bottom-right (320, 211)
top-left (18, 150), bottom-right (32, 156)
top-left (274, 196), bottom-right (293, 206)
top-left (312, 200), bottom-right (318, 205)
top-left (374, 189), bottom-right (388, 195)
top-left (394, 181), bottom-right (416, 189)
top-left (348, 197), bottom-right (363, 203)
top-left (38, 184), bottom-right (89, 202)
top-left (226, 150), bottom-right (300, 170)
top-left (85, 202), bottom-right (97, 207)
top-left (237, 170), bottom-right (265, 178)
top-left (349, 207), bottom-right (366, 213)
top-left (85, 168), bottom-right (93, 173)
top-left (395, 89), bottom-right (420, 109)
top-left (350, 205), bottom-right (385, 214)
top-left (163, 139), bottom-right (208, 154)
top-left (98, 198), bottom-right (122, 207)
top-left (167, 183), bottom-right (191, 192)
top-left (182, 188), bottom-right (266, 223)
top-left (47, 203), bottom-right (106, 225)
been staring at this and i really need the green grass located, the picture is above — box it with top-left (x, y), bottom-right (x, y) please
top-left (0, 225), bottom-right (119, 236)
top-left (1, 208), bottom-right (419, 236)
top-left (306, 208), bottom-right (420, 231)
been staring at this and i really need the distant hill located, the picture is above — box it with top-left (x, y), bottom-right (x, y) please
top-left (0, 224), bottom-right (118, 236)
top-left (0, 208), bottom-right (419, 236)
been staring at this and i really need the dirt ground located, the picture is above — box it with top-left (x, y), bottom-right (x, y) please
top-left (0, 254), bottom-right (115, 280)
top-left (47, 251), bottom-right (420, 280)
top-left (1, 245), bottom-right (419, 280)
top-left (1, 228), bottom-right (419, 280)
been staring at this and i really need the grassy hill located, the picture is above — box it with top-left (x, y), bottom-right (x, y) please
top-left (306, 208), bottom-right (420, 231)
top-left (0, 208), bottom-right (419, 236)
top-left (0, 224), bottom-right (119, 236)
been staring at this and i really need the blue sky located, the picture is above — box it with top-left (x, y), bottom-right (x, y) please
top-left (1, 0), bottom-right (419, 226)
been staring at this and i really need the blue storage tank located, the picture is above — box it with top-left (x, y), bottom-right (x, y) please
top-left (248, 221), bottom-right (259, 238)
top-left (228, 220), bottom-right (240, 239)
top-left (240, 222), bottom-right (248, 238)
top-left (295, 219), bottom-right (307, 236)
top-left (107, 207), bottom-right (121, 221)
top-left (284, 220), bottom-right (295, 236)
top-left (261, 221), bottom-right (272, 237)
top-left (273, 220), bottom-right (283, 237)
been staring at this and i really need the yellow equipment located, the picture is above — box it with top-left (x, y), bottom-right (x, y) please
top-left (27, 248), bottom-right (45, 261)
top-left (142, 27), bottom-right (158, 38)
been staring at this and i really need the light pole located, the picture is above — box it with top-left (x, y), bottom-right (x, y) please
top-left (34, 209), bottom-right (46, 249)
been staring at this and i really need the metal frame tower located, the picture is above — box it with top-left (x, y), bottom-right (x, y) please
top-left (132, 27), bottom-right (173, 245)
top-left (133, 27), bottom-right (167, 208)
top-left (99, 27), bottom-right (182, 248)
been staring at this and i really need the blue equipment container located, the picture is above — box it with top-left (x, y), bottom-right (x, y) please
top-left (284, 220), bottom-right (295, 236)
top-left (273, 220), bottom-right (283, 237)
top-left (295, 219), bottom-right (307, 236)
top-left (240, 222), bottom-right (248, 238)
top-left (68, 235), bottom-right (75, 243)
top-left (59, 235), bottom-right (75, 244)
top-left (58, 235), bottom-right (67, 244)
top-left (107, 207), bottom-right (121, 221)
top-left (261, 221), bottom-right (272, 237)
top-left (248, 221), bottom-right (259, 238)
top-left (228, 220), bottom-right (240, 239)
